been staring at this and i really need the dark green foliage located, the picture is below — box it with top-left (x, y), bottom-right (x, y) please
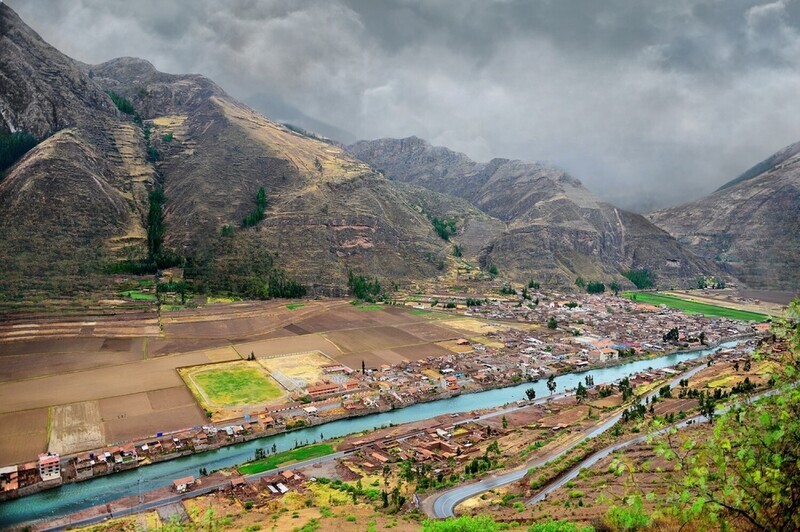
top-left (242, 187), bottom-right (267, 228)
top-left (465, 298), bottom-right (483, 307)
top-left (266, 272), bottom-right (307, 298)
top-left (0, 131), bottom-right (38, 176)
top-left (146, 145), bottom-right (159, 162)
top-left (431, 217), bottom-right (457, 240)
top-left (161, 132), bottom-right (173, 142)
top-left (488, 264), bottom-right (499, 276)
top-left (663, 327), bottom-right (679, 343)
top-left (528, 279), bottom-right (540, 289)
top-left (452, 244), bottom-right (463, 257)
top-left (107, 90), bottom-right (135, 115)
top-left (586, 281), bottom-right (605, 294)
top-left (147, 188), bottom-right (166, 259)
top-left (499, 284), bottom-right (515, 295)
top-left (547, 316), bottom-right (558, 329)
top-left (623, 268), bottom-right (654, 289)
top-left (348, 270), bottom-right (382, 301)
top-left (220, 225), bottom-right (234, 236)
top-left (575, 276), bottom-right (586, 288)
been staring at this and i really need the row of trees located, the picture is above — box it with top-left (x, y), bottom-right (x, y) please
top-left (241, 187), bottom-right (267, 227)
top-left (0, 130), bottom-right (38, 176)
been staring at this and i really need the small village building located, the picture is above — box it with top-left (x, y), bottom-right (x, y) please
top-left (172, 476), bottom-right (195, 493)
top-left (38, 453), bottom-right (61, 481)
top-left (307, 382), bottom-right (340, 398)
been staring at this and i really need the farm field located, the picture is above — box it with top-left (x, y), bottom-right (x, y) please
top-left (623, 291), bottom-right (769, 321)
top-left (0, 299), bottom-right (504, 465)
top-left (182, 361), bottom-right (284, 408)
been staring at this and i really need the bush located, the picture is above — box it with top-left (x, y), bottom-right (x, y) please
top-left (623, 269), bottom-right (654, 289)
top-left (107, 90), bottom-right (135, 115)
top-left (586, 281), bottom-right (605, 294)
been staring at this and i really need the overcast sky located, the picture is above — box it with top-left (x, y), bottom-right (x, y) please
top-left (9, 0), bottom-right (800, 211)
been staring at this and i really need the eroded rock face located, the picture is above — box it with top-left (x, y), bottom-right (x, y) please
top-left (650, 142), bottom-right (800, 290)
top-left (349, 137), bottom-right (718, 288)
top-left (0, 5), bottom-right (115, 137)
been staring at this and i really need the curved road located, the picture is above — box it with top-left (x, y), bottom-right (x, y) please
top-left (526, 387), bottom-right (780, 505)
top-left (425, 362), bottom-right (712, 518)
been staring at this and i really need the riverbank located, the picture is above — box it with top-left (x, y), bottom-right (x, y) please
top-left (0, 340), bottom-right (748, 529)
top-left (2, 334), bottom-right (752, 508)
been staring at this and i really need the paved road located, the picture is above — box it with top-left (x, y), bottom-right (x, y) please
top-left (425, 363), bottom-right (712, 518)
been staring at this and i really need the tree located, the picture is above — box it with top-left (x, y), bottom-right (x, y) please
top-left (623, 268), bottom-right (655, 289)
top-left (610, 280), bottom-right (620, 296)
top-left (663, 327), bottom-right (679, 344)
top-left (576, 382), bottom-right (588, 403)
top-left (361, 360), bottom-right (366, 375)
top-left (547, 375), bottom-right (557, 394)
top-left (743, 358), bottom-right (751, 372)
top-left (586, 281), bottom-right (605, 294)
top-left (547, 316), bottom-right (558, 329)
top-left (452, 244), bottom-right (463, 257)
top-left (501, 415), bottom-right (508, 429)
top-left (525, 387), bottom-right (536, 401)
top-left (575, 276), bottom-right (586, 289)
top-left (655, 300), bottom-right (800, 531)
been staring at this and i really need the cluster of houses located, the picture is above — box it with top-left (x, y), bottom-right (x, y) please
top-left (0, 452), bottom-right (62, 499)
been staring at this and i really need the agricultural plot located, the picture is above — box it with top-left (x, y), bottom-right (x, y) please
top-left (258, 351), bottom-right (337, 390)
top-left (181, 361), bottom-right (285, 409)
top-left (101, 388), bottom-right (205, 443)
top-left (48, 401), bottom-right (105, 455)
top-left (323, 326), bottom-right (421, 353)
top-left (623, 292), bottom-right (769, 321)
top-left (0, 409), bottom-right (49, 466)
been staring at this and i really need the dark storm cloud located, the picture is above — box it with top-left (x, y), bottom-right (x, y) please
top-left (8, 0), bottom-right (800, 210)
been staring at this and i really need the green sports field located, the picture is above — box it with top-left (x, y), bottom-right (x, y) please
top-left (187, 362), bottom-right (284, 407)
top-left (624, 292), bottom-right (769, 321)
top-left (239, 443), bottom-right (335, 474)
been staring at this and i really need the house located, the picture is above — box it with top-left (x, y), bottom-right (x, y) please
top-left (306, 382), bottom-right (340, 398)
top-left (231, 477), bottom-right (247, 489)
top-left (172, 476), bottom-right (195, 493)
top-left (38, 453), bottom-right (61, 481)
top-left (281, 470), bottom-right (296, 482)
top-left (0, 465), bottom-right (18, 492)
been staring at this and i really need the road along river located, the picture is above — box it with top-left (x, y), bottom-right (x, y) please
top-left (0, 341), bottom-right (739, 528)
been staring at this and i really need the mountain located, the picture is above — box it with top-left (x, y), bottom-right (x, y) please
top-left (649, 141), bottom-right (800, 290)
top-left (0, 4), bottom-right (155, 297)
top-left (0, 4), bottom-right (451, 297)
top-left (349, 137), bottom-right (718, 288)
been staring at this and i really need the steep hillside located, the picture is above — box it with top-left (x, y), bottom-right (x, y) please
top-left (86, 58), bottom-right (451, 294)
top-left (0, 4), bottom-right (154, 297)
top-left (350, 137), bottom-right (717, 287)
top-left (650, 142), bottom-right (800, 290)
top-left (0, 4), bottom-right (457, 298)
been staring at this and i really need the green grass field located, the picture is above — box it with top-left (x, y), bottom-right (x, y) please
top-left (239, 443), bottom-right (335, 475)
top-left (623, 292), bottom-right (769, 321)
top-left (118, 290), bottom-right (157, 301)
top-left (286, 303), bottom-right (305, 310)
top-left (191, 365), bottom-right (283, 406)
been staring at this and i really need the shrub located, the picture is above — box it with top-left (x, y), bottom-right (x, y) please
top-left (107, 90), bottom-right (135, 114)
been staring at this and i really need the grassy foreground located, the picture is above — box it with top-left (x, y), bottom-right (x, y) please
top-left (624, 291), bottom-right (769, 321)
top-left (239, 443), bottom-right (335, 475)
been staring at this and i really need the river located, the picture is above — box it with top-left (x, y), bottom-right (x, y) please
top-left (0, 341), bottom-right (739, 527)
